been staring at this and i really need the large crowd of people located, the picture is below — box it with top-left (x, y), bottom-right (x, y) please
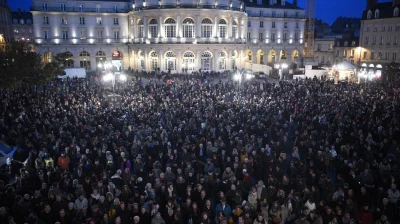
top-left (0, 74), bottom-right (399, 224)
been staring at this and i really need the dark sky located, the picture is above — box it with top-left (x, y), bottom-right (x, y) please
top-left (10, 0), bottom-right (379, 25)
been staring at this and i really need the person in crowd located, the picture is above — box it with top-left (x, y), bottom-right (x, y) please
top-left (0, 74), bottom-right (400, 224)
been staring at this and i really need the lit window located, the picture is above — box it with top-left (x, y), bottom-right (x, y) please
top-left (394, 7), bottom-right (399, 17)
top-left (219, 19), bottom-right (227, 38)
top-left (182, 18), bottom-right (195, 38)
top-left (164, 18), bottom-right (176, 38)
top-left (201, 18), bottom-right (213, 38)
top-left (137, 19), bottom-right (144, 38)
top-left (149, 19), bottom-right (158, 38)
top-left (232, 20), bottom-right (238, 39)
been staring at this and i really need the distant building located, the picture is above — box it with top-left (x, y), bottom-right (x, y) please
top-left (314, 37), bottom-right (335, 66)
top-left (0, 0), bottom-right (13, 52)
top-left (333, 31), bottom-right (361, 65)
top-left (12, 10), bottom-right (33, 42)
top-left (331, 16), bottom-right (361, 36)
top-left (359, 0), bottom-right (400, 68)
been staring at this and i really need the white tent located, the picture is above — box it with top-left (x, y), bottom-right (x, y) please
top-left (332, 61), bottom-right (358, 82)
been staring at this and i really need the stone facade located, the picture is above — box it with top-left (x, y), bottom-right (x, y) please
top-left (31, 0), bottom-right (304, 73)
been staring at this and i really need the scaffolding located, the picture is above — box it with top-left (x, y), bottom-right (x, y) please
top-left (303, 0), bottom-right (316, 58)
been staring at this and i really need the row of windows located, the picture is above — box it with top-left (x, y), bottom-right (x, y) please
top-left (365, 25), bottom-right (400, 32)
top-left (42, 3), bottom-right (120, 13)
top-left (43, 16), bottom-right (119, 25)
top-left (136, 18), bottom-right (235, 38)
top-left (364, 52), bottom-right (397, 61)
top-left (248, 10), bottom-right (300, 18)
top-left (247, 32), bottom-right (300, 41)
top-left (364, 36), bottom-right (398, 45)
top-left (42, 30), bottom-right (118, 40)
top-left (367, 8), bottom-right (399, 19)
top-left (248, 21), bottom-right (298, 29)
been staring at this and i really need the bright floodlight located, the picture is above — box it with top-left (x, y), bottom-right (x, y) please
top-left (246, 73), bottom-right (253, 80)
top-left (103, 73), bottom-right (113, 82)
top-left (119, 74), bottom-right (127, 82)
top-left (233, 74), bottom-right (241, 81)
top-left (281, 63), bottom-right (288, 69)
top-left (98, 63), bottom-right (103, 68)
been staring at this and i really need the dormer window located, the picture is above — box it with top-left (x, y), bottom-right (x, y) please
top-left (394, 7), bottom-right (399, 17)
top-left (344, 41), bottom-right (348, 47)
top-left (351, 41), bottom-right (356, 46)
top-left (375, 9), bottom-right (379, 19)
top-left (257, 0), bottom-right (262, 5)
top-left (367, 10), bottom-right (372, 19)
top-left (281, 0), bottom-right (285, 6)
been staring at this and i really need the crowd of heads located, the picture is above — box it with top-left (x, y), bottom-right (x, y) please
top-left (0, 74), bottom-right (399, 224)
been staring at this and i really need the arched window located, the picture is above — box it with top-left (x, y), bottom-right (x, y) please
top-left (367, 10), bottom-right (372, 19)
top-left (165, 51), bottom-right (176, 71)
top-left (96, 51), bottom-right (106, 57)
top-left (138, 19), bottom-right (144, 38)
top-left (219, 19), bottom-right (227, 38)
top-left (201, 18), bottom-right (213, 38)
top-left (149, 19), bottom-right (158, 38)
top-left (351, 41), bottom-right (356, 46)
top-left (201, 51), bottom-right (213, 70)
top-left (164, 18), bottom-right (176, 38)
top-left (218, 51), bottom-right (226, 70)
top-left (394, 8), bottom-right (399, 17)
top-left (26, 19), bottom-right (32, 24)
top-left (182, 51), bottom-right (195, 72)
top-left (79, 51), bottom-right (90, 57)
top-left (232, 20), bottom-right (238, 39)
top-left (79, 51), bottom-right (91, 69)
top-left (150, 51), bottom-right (158, 70)
top-left (375, 9), bottom-right (379, 19)
top-left (183, 18), bottom-right (195, 38)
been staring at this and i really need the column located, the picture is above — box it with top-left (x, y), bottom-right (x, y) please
top-left (144, 49), bottom-right (148, 71)
top-left (227, 50), bottom-right (232, 71)
top-left (238, 18), bottom-right (242, 40)
top-left (177, 15), bottom-right (182, 38)
top-left (196, 51), bottom-right (201, 71)
top-left (159, 49), bottom-right (164, 71)
top-left (214, 50), bottom-right (219, 71)
top-left (133, 18), bottom-right (137, 40)
top-left (214, 16), bottom-right (218, 38)
top-left (177, 50), bottom-right (182, 73)
top-left (159, 16), bottom-right (163, 38)
top-left (228, 17), bottom-right (233, 39)
top-left (196, 15), bottom-right (201, 38)
top-left (143, 16), bottom-right (148, 38)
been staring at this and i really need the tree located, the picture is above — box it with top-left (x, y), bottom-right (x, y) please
top-left (0, 42), bottom-right (64, 89)
top-left (385, 62), bottom-right (400, 81)
top-left (54, 52), bottom-right (74, 69)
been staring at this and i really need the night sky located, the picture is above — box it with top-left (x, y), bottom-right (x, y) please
top-left (10, 0), bottom-right (381, 25)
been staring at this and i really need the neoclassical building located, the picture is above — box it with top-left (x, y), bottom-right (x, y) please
top-left (31, 0), bottom-right (305, 73)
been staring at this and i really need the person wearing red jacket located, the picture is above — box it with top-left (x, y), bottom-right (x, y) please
top-left (357, 205), bottom-right (373, 224)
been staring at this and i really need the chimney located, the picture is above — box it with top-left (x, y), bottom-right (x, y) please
top-left (394, 0), bottom-right (400, 6)
top-left (366, 0), bottom-right (377, 9)
top-left (293, 0), bottom-right (297, 6)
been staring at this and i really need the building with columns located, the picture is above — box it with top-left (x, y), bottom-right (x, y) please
top-left (31, 0), bottom-right (304, 73)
